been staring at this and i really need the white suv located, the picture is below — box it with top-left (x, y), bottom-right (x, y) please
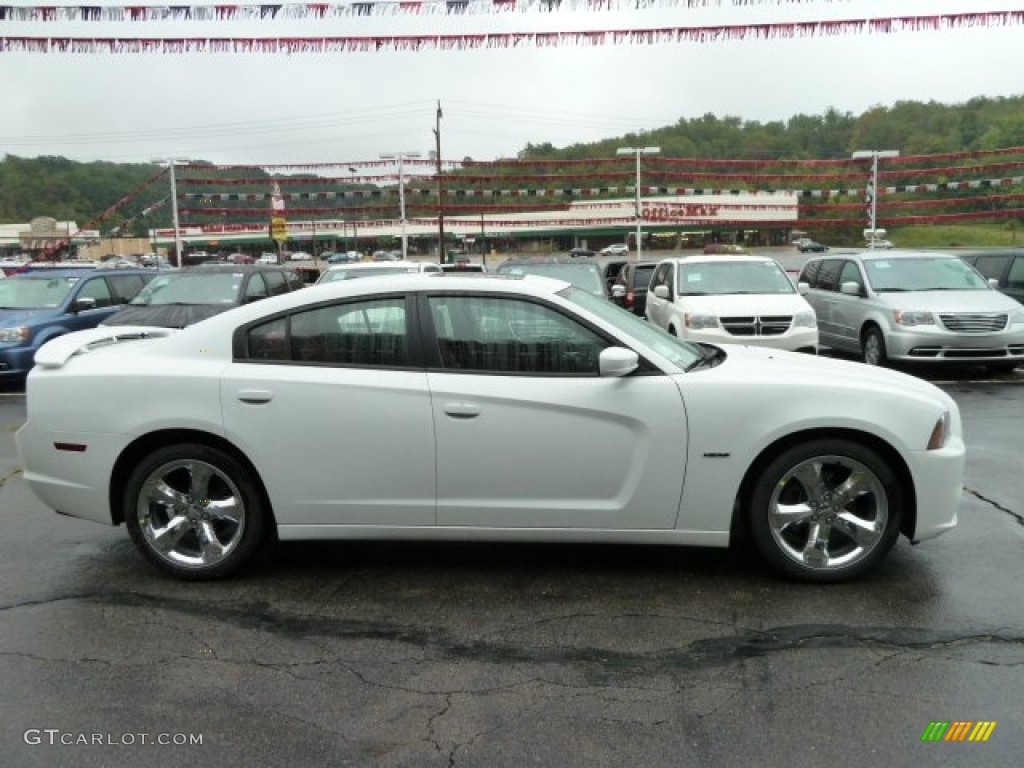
top-left (645, 255), bottom-right (818, 353)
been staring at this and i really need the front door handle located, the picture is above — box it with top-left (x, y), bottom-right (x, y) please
top-left (444, 402), bottom-right (481, 419)
top-left (237, 389), bottom-right (273, 404)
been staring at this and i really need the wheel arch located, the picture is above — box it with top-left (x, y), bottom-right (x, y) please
top-left (730, 427), bottom-right (917, 544)
top-left (109, 429), bottom-right (276, 532)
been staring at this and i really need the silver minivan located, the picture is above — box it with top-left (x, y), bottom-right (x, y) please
top-left (799, 250), bottom-right (1024, 372)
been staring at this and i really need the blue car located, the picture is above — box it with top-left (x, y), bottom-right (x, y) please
top-left (0, 267), bottom-right (154, 380)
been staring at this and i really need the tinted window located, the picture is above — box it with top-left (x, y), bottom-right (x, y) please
top-left (291, 298), bottom-right (408, 366)
top-left (633, 265), bottom-right (656, 289)
top-left (815, 259), bottom-right (844, 291)
top-left (974, 255), bottom-right (1011, 280)
top-left (428, 295), bottom-right (607, 375)
top-left (263, 270), bottom-right (289, 296)
top-left (77, 277), bottom-right (114, 308)
top-left (798, 259), bottom-right (821, 285)
top-left (245, 273), bottom-right (269, 301)
top-left (107, 274), bottom-right (148, 304)
top-left (247, 316), bottom-right (288, 361)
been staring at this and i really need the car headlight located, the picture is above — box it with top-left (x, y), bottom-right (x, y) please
top-left (0, 326), bottom-right (31, 343)
top-left (927, 410), bottom-right (952, 450)
top-left (685, 313), bottom-right (720, 330)
top-left (792, 311), bottom-right (817, 328)
top-left (893, 309), bottom-right (936, 326)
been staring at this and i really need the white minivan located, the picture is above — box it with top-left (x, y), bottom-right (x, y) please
top-left (645, 254), bottom-right (818, 353)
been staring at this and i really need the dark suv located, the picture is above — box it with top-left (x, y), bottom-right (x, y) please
top-left (103, 264), bottom-right (304, 329)
top-left (958, 249), bottom-right (1024, 305)
top-left (0, 267), bottom-right (154, 380)
top-left (608, 260), bottom-right (659, 317)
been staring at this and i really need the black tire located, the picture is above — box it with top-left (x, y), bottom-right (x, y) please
top-left (862, 326), bottom-right (889, 367)
top-left (123, 443), bottom-right (267, 580)
top-left (747, 439), bottom-right (904, 583)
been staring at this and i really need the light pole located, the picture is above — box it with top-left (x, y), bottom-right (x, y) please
top-left (852, 149), bottom-right (899, 248)
top-left (347, 166), bottom-right (358, 256)
top-left (152, 158), bottom-right (187, 267)
top-left (615, 146), bottom-right (660, 260)
top-left (381, 151), bottom-right (421, 260)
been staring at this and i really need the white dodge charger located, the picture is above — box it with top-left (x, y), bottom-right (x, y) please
top-left (16, 273), bottom-right (964, 582)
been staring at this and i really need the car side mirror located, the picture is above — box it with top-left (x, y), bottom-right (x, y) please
top-left (610, 285), bottom-right (626, 299)
top-left (797, 281), bottom-right (810, 295)
top-left (653, 285), bottom-right (670, 299)
top-left (599, 346), bottom-right (639, 378)
top-left (71, 297), bottom-right (97, 313)
top-left (988, 277), bottom-right (1000, 289)
top-left (839, 281), bottom-right (862, 297)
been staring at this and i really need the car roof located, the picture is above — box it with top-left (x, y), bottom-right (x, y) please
top-left (326, 262), bottom-right (422, 271)
top-left (661, 254), bottom-right (777, 265)
top-left (498, 256), bottom-right (599, 266)
top-left (13, 267), bottom-right (151, 278)
top-left (808, 250), bottom-right (954, 262)
top-left (181, 265), bottom-right (292, 274)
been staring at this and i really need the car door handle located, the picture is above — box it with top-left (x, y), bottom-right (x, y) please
top-left (237, 389), bottom-right (273, 404)
top-left (444, 402), bottom-right (481, 419)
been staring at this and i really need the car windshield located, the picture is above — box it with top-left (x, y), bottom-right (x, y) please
top-left (560, 285), bottom-right (703, 371)
top-left (130, 272), bottom-right (243, 306)
top-left (864, 257), bottom-right (991, 292)
top-left (0, 276), bottom-right (80, 309)
top-left (318, 266), bottom-right (418, 283)
top-left (498, 263), bottom-right (604, 295)
top-left (676, 260), bottom-right (795, 295)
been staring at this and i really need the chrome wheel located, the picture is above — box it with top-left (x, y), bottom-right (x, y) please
top-left (768, 455), bottom-right (887, 571)
top-left (749, 439), bottom-right (902, 582)
top-left (125, 443), bottom-right (267, 579)
top-left (137, 459), bottom-right (246, 569)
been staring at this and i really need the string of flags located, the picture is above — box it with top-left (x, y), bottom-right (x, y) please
top-left (4, 11), bottom-right (1023, 54)
top-left (0, 2), bottom-right (851, 23)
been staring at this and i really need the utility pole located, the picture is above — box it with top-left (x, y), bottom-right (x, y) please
top-left (433, 101), bottom-right (446, 263)
top-left (348, 167), bottom-right (359, 256)
top-left (151, 158), bottom-right (186, 267)
top-left (380, 151), bottom-right (420, 260)
top-left (852, 149), bottom-right (900, 248)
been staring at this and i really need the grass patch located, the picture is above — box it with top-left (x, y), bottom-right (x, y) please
top-left (887, 223), bottom-right (1023, 249)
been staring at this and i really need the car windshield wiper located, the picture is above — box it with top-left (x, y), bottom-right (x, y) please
top-left (683, 345), bottom-right (720, 373)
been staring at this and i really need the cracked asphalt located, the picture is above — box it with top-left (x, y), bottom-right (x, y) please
top-left (0, 379), bottom-right (1022, 768)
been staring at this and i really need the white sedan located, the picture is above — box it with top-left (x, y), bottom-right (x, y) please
top-left (17, 274), bottom-right (964, 582)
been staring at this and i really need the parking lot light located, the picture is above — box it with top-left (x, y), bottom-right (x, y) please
top-left (616, 147), bottom-right (660, 260)
top-left (852, 149), bottom-right (900, 249)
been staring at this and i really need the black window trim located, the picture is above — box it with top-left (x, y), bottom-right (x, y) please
top-left (231, 291), bottom-right (426, 370)
top-left (415, 289), bottom-right (663, 377)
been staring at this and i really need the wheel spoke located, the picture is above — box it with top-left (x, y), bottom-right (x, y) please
top-left (150, 515), bottom-right (190, 554)
top-left (196, 521), bottom-right (227, 564)
top-left (800, 521), bottom-right (832, 567)
top-left (832, 512), bottom-right (882, 550)
top-left (187, 461), bottom-right (216, 499)
top-left (770, 501), bottom-right (815, 530)
top-left (831, 469), bottom-right (874, 508)
top-left (206, 497), bottom-right (242, 526)
top-left (150, 480), bottom-right (187, 510)
top-left (790, 461), bottom-right (826, 501)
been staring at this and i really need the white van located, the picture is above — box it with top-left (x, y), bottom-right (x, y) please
top-left (645, 254), bottom-right (818, 353)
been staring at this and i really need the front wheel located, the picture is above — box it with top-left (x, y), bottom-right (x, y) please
top-left (748, 439), bottom-right (904, 582)
top-left (862, 327), bottom-right (888, 367)
top-left (123, 443), bottom-right (267, 580)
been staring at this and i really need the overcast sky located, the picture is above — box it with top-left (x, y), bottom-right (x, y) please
top-left (1, 0), bottom-right (1022, 167)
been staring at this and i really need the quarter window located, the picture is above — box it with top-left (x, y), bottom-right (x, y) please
top-left (1008, 256), bottom-right (1024, 289)
top-left (428, 295), bottom-right (607, 375)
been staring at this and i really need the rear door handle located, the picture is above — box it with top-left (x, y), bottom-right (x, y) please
top-left (444, 402), bottom-right (481, 419)
top-left (237, 389), bottom-right (273, 404)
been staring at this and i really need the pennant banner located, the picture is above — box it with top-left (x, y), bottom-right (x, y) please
top-left (4, 11), bottom-right (1023, 53)
top-left (0, 2), bottom-right (851, 23)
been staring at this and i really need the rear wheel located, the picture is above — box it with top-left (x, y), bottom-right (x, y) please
top-left (748, 439), bottom-right (903, 582)
top-left (123, 443), bottom-right (266, 580)
top-left (862, 327), bottom-right (888, 367)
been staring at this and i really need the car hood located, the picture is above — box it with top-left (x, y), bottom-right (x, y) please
top-left (705, 344), bottom-right (953, 406)
top-left (676, 293), bottom-right (812, 315)
top-left (0, 307), bottom-right (59, 326)
top-left (102, 304), bottom-right (232, 329)
top-left (870, 289), bottom-right (1020, 313)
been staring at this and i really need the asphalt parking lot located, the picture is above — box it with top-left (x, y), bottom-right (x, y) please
top-left (0, 370), bottom-right (1022, 768)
